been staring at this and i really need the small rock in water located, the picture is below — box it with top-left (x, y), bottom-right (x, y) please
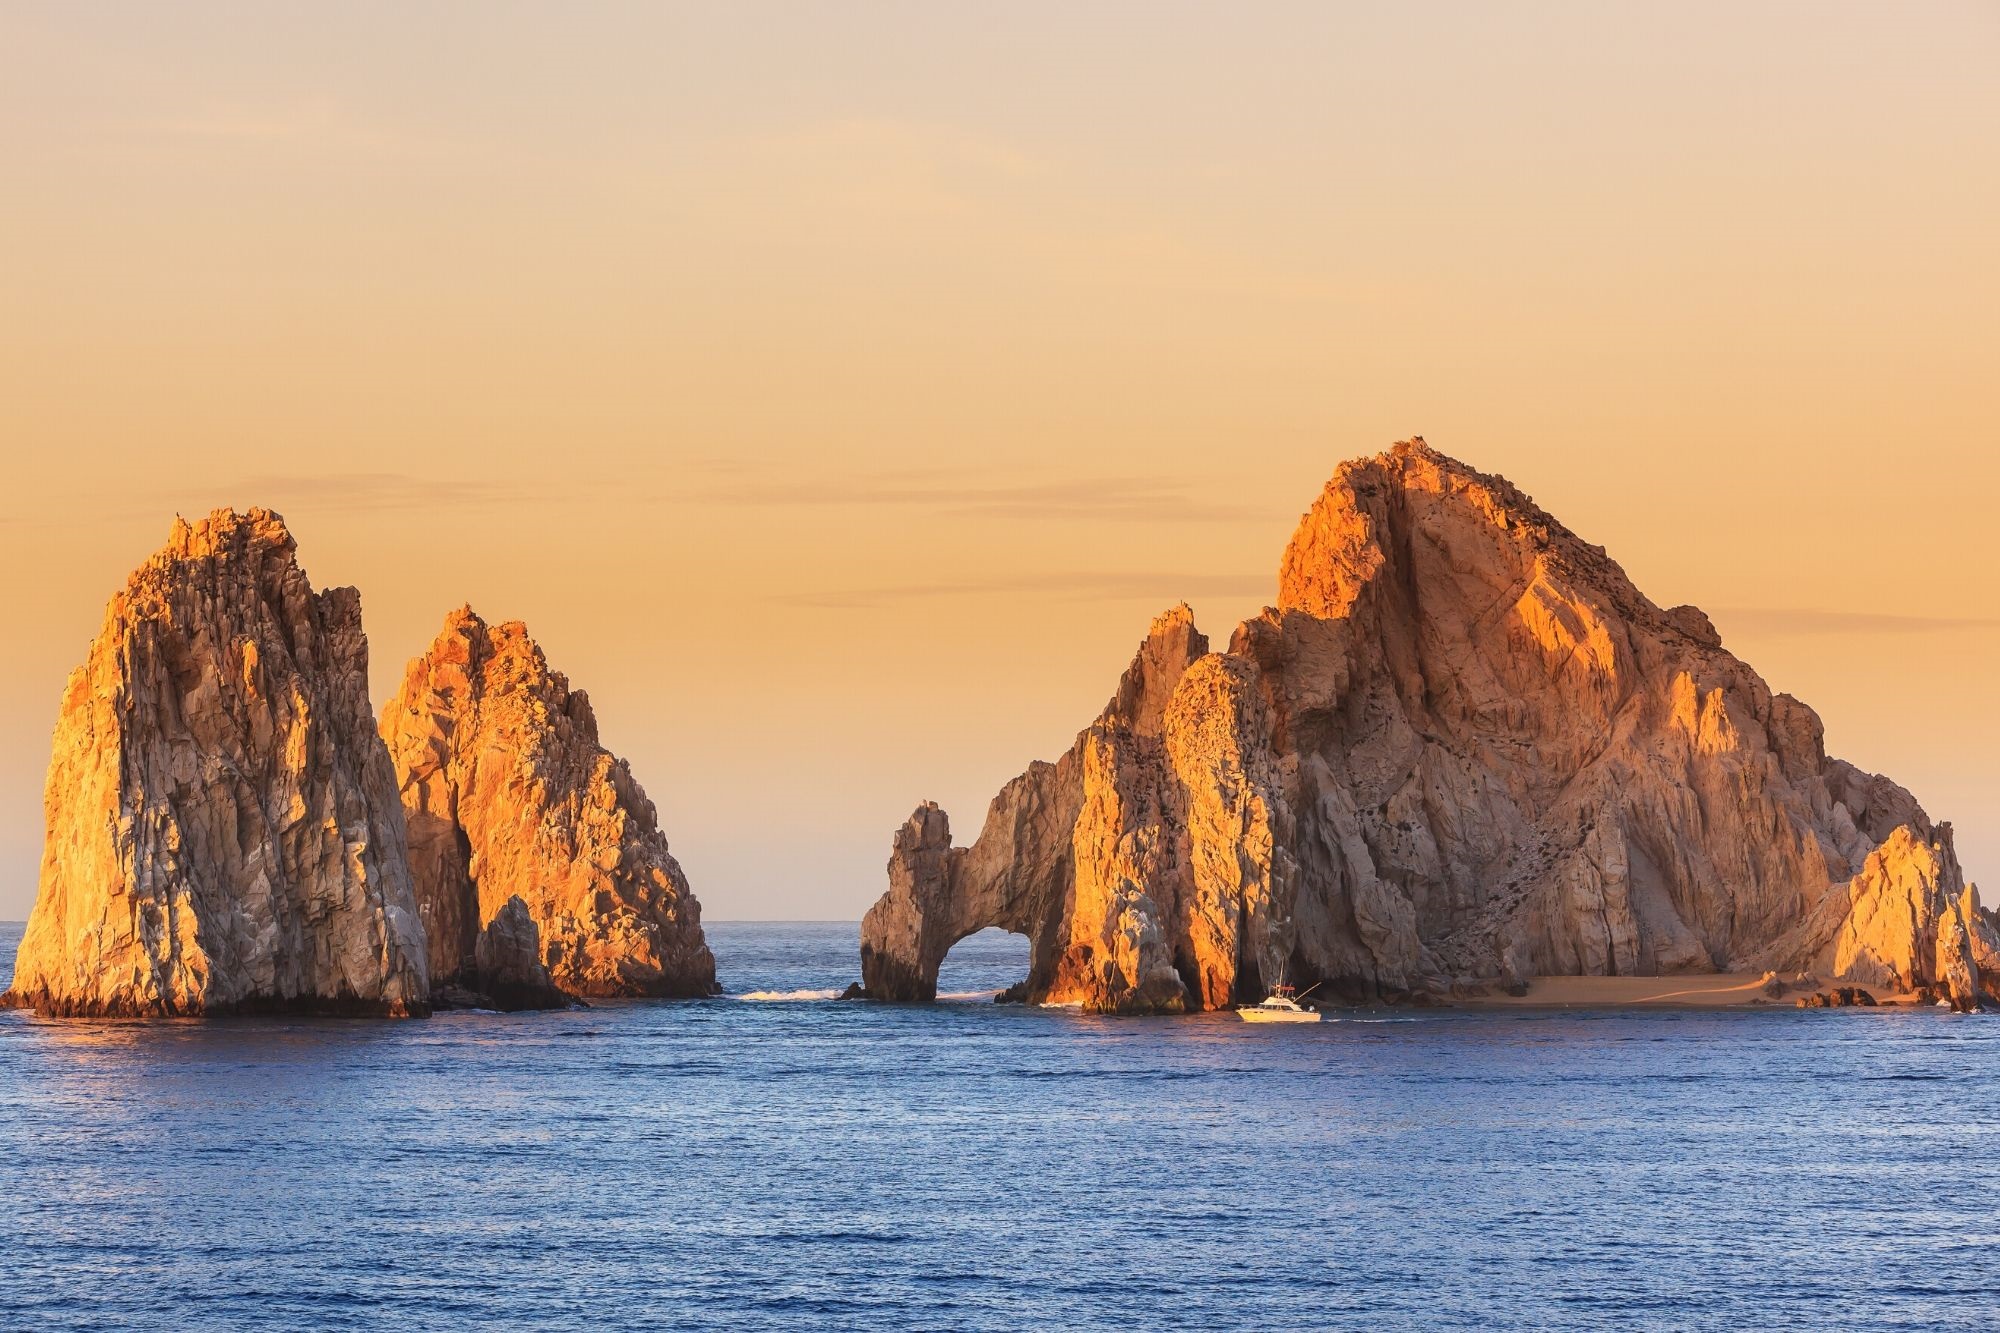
top-left (1797, 987), bottom-right (1878, 1009)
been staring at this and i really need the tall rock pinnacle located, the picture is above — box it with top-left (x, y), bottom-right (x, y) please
top-left (3, 509), bottom-right (429, 1016)
top-left (380, 607), bottom-right (717, 1002)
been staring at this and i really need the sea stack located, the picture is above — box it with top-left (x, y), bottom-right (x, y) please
top-left (858, 441), bottom-right (2000, 1011)
top-left (3, 509), bottom-right (429, 1017)
top-left (381, 608), bottom-right (717, 1004)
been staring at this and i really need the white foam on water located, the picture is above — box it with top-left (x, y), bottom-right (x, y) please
top-left (935, 991), bottom-right (992, 1002)
top-left (734, 988), bottom-right (841, 1002)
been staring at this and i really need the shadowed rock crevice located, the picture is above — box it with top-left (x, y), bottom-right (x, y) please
top-left (857, 441), bottom-right (2000, 1012)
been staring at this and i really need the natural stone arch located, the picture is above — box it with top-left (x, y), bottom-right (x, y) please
top-left (858, 795), bottom-right (1073, 1001)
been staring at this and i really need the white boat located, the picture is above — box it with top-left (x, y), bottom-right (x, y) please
top-left (1236, 984), bottom-right (1321, 1024)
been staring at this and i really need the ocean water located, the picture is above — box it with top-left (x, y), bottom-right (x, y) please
top-left (2, 919), bottom-right (1996, 1331)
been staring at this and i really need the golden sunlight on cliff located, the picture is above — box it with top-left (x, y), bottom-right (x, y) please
top-left (0, 6), bottom-right (1995, 920)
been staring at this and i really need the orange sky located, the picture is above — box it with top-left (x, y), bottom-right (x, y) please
top-left (2, 2), bottom-right (1996, 920)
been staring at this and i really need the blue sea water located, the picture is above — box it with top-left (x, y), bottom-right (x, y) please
top-left (2, 918), bottom-right (1997, 1331)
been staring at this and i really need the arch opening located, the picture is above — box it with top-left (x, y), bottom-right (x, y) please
top-left (934, 927), bottom-right (1033, 1004)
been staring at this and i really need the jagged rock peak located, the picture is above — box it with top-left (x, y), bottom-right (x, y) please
top-left (859, 440), bottom-right (2000, 1012)
top-left (1103, 601), bottom-right (1209, 734)
top-left (382, 606), bottom-right (717, 1002)
top-left (1283, 440), bottom-right (1636, 624)
top-left (162, 505), bottom-right (296, 557)
top-left (4, 507), bottom-right (429, 1017)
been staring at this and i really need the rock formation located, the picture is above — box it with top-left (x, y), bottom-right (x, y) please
top-left (859, 441), bottom-right (2000, 1012)
top-left (2, 509), bottom-right (429, 1017)
top-left (381, 608), bottom-right (716, 1003)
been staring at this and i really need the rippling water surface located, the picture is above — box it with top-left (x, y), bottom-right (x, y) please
top-left (3, 920), bottom-right (1996, 1330)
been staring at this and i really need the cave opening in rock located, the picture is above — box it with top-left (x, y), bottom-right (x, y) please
top-left (934, 927), bottom-right (1032, 1003)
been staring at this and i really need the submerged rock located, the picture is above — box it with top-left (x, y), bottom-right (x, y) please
top-left (858, 441), bottom-right (2000, 1012)
top-left (380, 607), bottom-right (717, 1002)
top-left (3, 509), bottom-right (429, 1017)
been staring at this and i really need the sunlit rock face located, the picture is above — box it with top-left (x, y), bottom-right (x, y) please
top-left (859, 441), bottom-right (2000, 1011)
top-left (2, 509), bottom-right (429, 1017)
top-left (381, 608), bottom-right (717, 1002)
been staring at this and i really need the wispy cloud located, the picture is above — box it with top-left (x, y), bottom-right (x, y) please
top-left (1712, 607), bottom-right (2000, 636)
top-left (693, 471), bottom-right (1264, 523)
top-left (211, 473), bottom-right (538, 513)
top-left (758, 117), bottom-right (1044, 176)
top-left (143, 99), bottom-right (454, 161)
top-left (774, 571), bottom-right (1269, 610)
top-left (151, 104), bottom-right (341, 146)
top-left (724, 117), bottom-right (1048, 222)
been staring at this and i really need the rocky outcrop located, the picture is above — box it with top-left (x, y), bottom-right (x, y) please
top-left (381, 608), bottom-right (716, 1002)
top-left (1748, 826), bottom-right (1999, 1009)
top-left (858, 441), bottom-right (1998, 1012)
top-left (430, 894), bottom-right (568, 1012)
top-left (2, 509), bottom-right (429, 1017)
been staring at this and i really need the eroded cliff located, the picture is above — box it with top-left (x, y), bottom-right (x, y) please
top-left (381, 608), bottom-right (716, 1002)
top-left (859, 442), bottom-right (2000, 1011)
top-left (3, 509), bottom-right (429, 1017)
